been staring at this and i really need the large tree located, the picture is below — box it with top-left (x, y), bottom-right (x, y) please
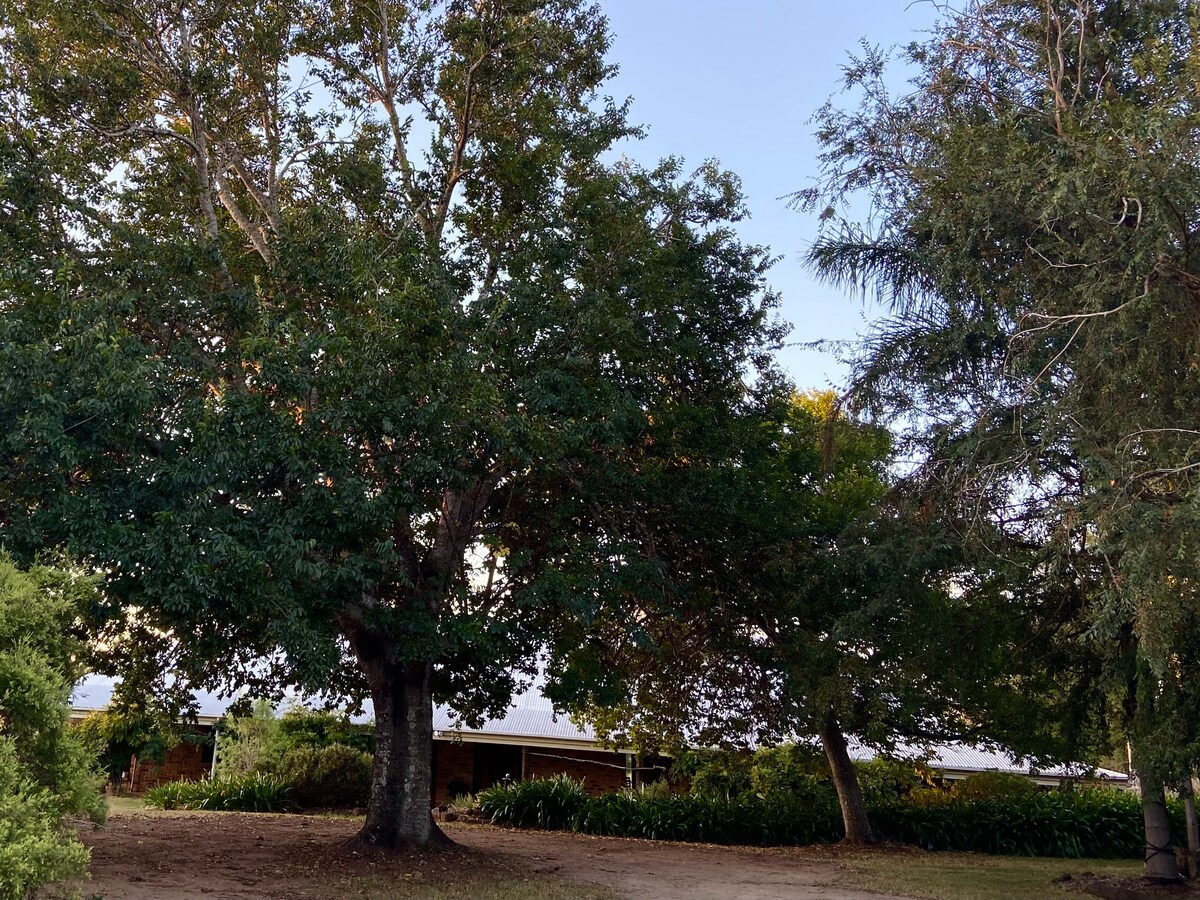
top-left (547, 391), bottom-right (1094, 844)
top-left (800, 0), bottom-right (1200, 879)
top-left (0, 0), bottom-right (783, 847)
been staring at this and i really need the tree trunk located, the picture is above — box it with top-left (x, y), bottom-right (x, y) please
top-left (818, 711), bottom-right (876, 845)
top-left (351, 657), bottom-right (449, 850)
top-left (1141, 777), bottom-right (1181, 882)
top-left (1183, 777), bottom-right (1199, 880)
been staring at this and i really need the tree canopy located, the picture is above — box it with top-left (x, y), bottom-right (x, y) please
top-left (0, 0), bottom-right (784, 847)
top-left (548, 389), bottom-right (1089, 843)
top-left (801, 0), bottom-right (1200, 878)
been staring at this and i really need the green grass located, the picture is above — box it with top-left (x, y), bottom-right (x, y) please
top-left (837, 852), bottom-right (1143, 900)
top-left (106, 795), bottom-right (146, 816)
top-left (335, 875), bottom-right (616, 900)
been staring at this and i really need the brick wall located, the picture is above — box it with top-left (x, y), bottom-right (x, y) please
top-left (131, 741), bottom-right (208, 792)
top-left (431, 741), bottom-right (633, 803)
top-left (433, 740), bottom-right (475, 805)
top-left (524, 747), bottom-right (628, 795)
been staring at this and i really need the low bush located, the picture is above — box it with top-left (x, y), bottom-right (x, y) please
top-left (268, 743), bottom-right (372, 809)
top-left (215, 704), bottom-right (375, 782)
top-left (872, 788), bottom-right (1147, 858)
top-left (479, 774), bottom-right (588, 829)
top-left (573, 789), bottom-right (841, 846)
top-left (484, 775), bottom-right (1161, 858)
top-left (144, 773), bottom-right (292, 812)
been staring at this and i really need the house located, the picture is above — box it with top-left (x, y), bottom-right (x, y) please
top-left (70, 675), bottom-right (648, 802)
top-left (70, 675), bottom-right (1128, 801)
top-left (70, 677), bottom-right (223, 793)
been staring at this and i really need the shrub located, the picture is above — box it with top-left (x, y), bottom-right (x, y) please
top-left (479, 775), bottom-right (588, 829)
top-left (144, 773), bottom-right (292, 812)
top-left (276, 708), bottom-right (375, 756)
top-left (853, 758), bottom-right (928, 805)
top-left (871, 788), bottom-right (1146, 858)
top-left (954, 770), bottom-right (1037, 802)
top-left (572, 789), bottom-right (842, 846)
top-left (482, 775), bottom-right (843, 846)
top-left (268, 744), bottom-right (372, 809)
top-left (484, 775), bottom-right (1153, 859)
top-left (214, 700), bottom-right (281, 778)
top-left (0, 558), bottom-right (105, 900)
top-left (215, 704), bottom-right (375, 785)
top-left (748, 744), bottom-right (830, 798)
top-left (0, 740), bottom-right (90, 900)
top-left (674, 743), bottom-right (927, 808)
top-left (674, 749), bottom-right (754, 799)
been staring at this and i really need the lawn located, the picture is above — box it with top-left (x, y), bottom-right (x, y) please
top-left (837, 850), bottom-right (1143, 900)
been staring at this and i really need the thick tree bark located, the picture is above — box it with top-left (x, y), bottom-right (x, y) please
top-left (818, 711), bottom-right (876, 845)
top-left (341, 614), bottom-right (449, 851)
top-left (1141, 777), bottom-right (1182, 882)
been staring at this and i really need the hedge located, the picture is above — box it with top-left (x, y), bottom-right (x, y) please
top-left (480, 776), bottom-right (1173, 858)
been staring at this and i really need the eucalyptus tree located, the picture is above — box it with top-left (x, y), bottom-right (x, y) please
top-left (800, 0), bottom-right (1200, 878)
top-left (0, 0), bottom-right (783, 847)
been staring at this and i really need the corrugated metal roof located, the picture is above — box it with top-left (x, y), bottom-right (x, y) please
top-left (68, 676), bottom-right (1126, 781)
top-left (71, 675), bottom-right (231, 721)
top-left (433, 700), bottom-right (596, 744)
top-left (848, 739), bottom-right (1127, 782)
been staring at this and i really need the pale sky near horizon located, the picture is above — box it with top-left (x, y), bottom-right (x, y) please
top-left (598, 1), bottom-right (942, 391)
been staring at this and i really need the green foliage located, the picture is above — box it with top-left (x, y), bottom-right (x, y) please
top-left (873, 789), bottom-right (1150, 859)
top-left (214, 704), bottom-right (374, 808)
top-left (852, 758), bottom-right (928, 806)
top-left (275, 708), bottom-right (375, 756)
top-left (0, 0), bottom-right (787, 841)
top-left (954, 771), bottom-right (1038, 803)
top-left (675, 749), bottom-right (753, 800)
top-left (0, 557), bottom-right (105, 899)
top-left (747, 744), bottom-right (834, 799)
top-left (0, 741), bottom-right (90, 900)
top-left (479, 775), bottom-right (588, 830)
top-left (143, 773), bottom-right (292, 813)
top-left (214, 701), bottom-right (282, 779)
top-left (484, 776), bottom-right (1157, 858)
top-left (803, 0), bottom-right (1200, 815)
top-left (674, 743), bottom-right (916, 808)
top-left (571, 790), bottom-right (840, 846)
top-left (267, 744), bottom-right (373, 810)
top-left (76, 706), bottom-right (179, 783)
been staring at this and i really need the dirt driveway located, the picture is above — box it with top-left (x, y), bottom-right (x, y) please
top-left (80, 810), bottom-right (904, 900)
top-left (456, 824), bottom-right (903, 900)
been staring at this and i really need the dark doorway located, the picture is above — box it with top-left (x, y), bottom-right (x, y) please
top-left (472, 743), bottom-right (523, 793)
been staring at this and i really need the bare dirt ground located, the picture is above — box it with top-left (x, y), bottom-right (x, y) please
top-left (457, 823), bottom-right (905, 900)
top-left (79, 810), bottom-right (904, 900)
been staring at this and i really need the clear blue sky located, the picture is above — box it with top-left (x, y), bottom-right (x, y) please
top-left (599, 1), bottom-right (941, 390)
